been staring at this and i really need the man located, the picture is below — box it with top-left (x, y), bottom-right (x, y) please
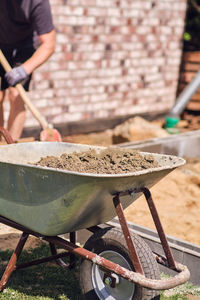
top-left (0, 0), bottom-right (55, 141)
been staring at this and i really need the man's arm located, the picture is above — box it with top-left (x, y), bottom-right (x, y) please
top-left (5, 29), bottom-right (55, 86)
top-left (23, 29), bottom-right (56, 74)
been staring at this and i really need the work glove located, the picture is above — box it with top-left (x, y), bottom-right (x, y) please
top-left (5, 65), bottom-right (28, 87)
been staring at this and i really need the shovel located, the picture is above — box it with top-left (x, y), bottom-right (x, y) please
top-left (0, 49), bottom-right (62, 142)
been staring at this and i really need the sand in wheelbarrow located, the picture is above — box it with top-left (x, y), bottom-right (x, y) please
top-left (34, 148), bottom-right (159, 174)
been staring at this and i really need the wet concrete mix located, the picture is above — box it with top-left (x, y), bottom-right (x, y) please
top-left (34, 148), bottom-right (158, 174)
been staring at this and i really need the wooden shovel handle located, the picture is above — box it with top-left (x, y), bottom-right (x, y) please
top-left (0, 49), bottom-right (49, 130)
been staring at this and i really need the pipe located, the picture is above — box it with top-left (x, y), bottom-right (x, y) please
top-left (164, 70), bottom-right (200, 133)
top-left (170, 70), bottom-right (200, 117)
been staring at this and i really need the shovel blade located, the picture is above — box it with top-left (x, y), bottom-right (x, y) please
top-left (40, 128), bottom-right (62, 142)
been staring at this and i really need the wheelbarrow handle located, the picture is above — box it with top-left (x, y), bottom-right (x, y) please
top-left (0, 49), bottom-right (49, 130)
top-left (0, 127), bottom-right (14, 144)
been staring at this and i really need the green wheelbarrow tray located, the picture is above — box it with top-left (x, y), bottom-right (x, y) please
top-left (0, 141), bottom-right (185, 236)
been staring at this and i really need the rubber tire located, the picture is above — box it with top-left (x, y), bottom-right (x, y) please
top-left (79, 227), bottom-right (160, 300)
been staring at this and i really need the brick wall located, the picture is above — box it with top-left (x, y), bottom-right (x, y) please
top-left (178, 51), bottom-right (200, 112)
top-left (23, 0), bottom-right (187, 129)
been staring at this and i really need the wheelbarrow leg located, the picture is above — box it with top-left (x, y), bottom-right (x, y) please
top-left (142, 187), bottom-right (176, 269)
top-left (49, 232), bottom-right (76, 268)
top-left (113, 194), bottom-right (144, 275)
top-left (69, 232), bottom-right (76, 268)
top-left (0, 232), bottom-right (29, 291)
top-left (113, 186), bottom-right (177, 274)
top-left (49, 242), bottom-right (69, 268)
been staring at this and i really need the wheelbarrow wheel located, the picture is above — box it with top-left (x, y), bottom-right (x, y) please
top-left (79, 227), bottom-right (160, 300)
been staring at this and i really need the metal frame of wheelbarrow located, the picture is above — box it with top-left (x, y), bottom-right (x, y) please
top-left (0, 127), bottom-right (190, 292)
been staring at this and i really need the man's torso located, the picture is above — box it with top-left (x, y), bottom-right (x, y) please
top-left (0, 0), bottom-right (54, 48)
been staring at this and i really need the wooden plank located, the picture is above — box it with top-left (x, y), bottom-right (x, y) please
top-left (17, 137), bottom-right (35, 143)
top-left (0, 136), bottom-right (35, 145)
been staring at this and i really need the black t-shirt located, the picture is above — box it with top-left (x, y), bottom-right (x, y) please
top-left (0, 0), bottom-right (54, 48)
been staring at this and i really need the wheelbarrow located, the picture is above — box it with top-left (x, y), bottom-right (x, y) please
top-left (0, 127), bottom-right (190, 300)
